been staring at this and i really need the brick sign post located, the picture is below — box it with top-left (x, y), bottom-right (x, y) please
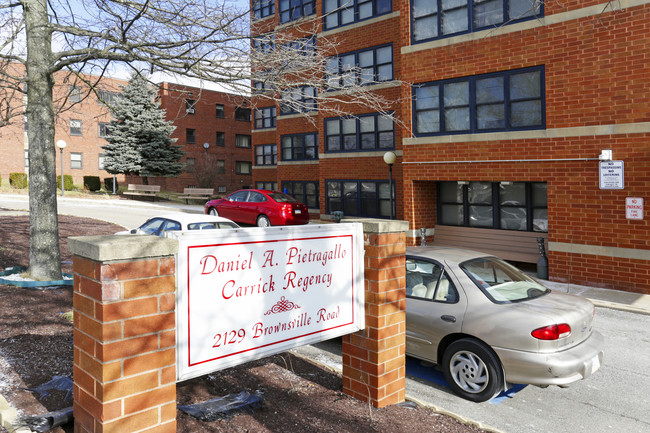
top-left (69, 220), bottom-right (408, 429)
top-left (341, 220), bottom-right (408, 408)
top-left (69, 235), bottom-right (178, 433)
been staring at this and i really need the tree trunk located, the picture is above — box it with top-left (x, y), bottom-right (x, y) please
top-left (24, 0), bottom-right (62, 281)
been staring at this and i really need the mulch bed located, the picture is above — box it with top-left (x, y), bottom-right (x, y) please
top-left (0, 212), bottom-right (485, 433)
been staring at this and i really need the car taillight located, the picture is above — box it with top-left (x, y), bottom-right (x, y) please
top-left (531, 323), bottom-right (572, 340)
top-left (281, 203), bottom-right (293, 214)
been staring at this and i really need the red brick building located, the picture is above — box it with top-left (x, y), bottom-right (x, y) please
top-left (140, 82), bottom-right (253, 193)
top-left (250, 0), bottom-right (649, 293)
top-left (0, 69), bottom-right (252, 194)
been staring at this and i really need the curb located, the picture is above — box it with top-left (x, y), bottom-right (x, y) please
top-left (0, 395), bottom-right (30, 433)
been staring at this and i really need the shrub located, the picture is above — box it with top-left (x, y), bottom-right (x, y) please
top-left (83, 176), bottom-right (101, 191)
top-left (104, 177), bottom-right (119, 192)
top-left (57, 175), bottom-right (74, 191)
top-left (9, 173), bottom-right (28, 189)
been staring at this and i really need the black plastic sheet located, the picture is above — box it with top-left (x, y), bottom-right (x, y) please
top-left (178, 390), bottom-right (264, 421)
top-left (25, 375), bottom-right (73, 401)
top-left (21, 407), bottom-right (73, 432)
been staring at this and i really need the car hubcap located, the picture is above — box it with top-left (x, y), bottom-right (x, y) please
top-left (258, 217), bottom-right (269, 227)
top-left (209, 208), bottom-right (218, 216)
top-left (450, 351), bottom-right (489, 394)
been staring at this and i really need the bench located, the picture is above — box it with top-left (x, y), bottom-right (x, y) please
top-left (123, 184), bottom-right (161, 201)
top-left (432, 225), bottom-right (548, 264)
top-left (178, 188), bottom-right (214, 204)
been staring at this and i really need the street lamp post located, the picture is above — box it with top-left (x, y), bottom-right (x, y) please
top-left (383, 151), bottom-right (396, 220)
top-left (56, 140), bottom-right (67, 196)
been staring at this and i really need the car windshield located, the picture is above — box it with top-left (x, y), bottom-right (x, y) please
top-left (460, 257), bottom-right (550, 303)
top-left (187, 222), bottom-right (239, 230)
top-left (268, 192), bottom-right (299, 203)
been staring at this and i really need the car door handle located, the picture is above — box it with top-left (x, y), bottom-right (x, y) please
top-left (441, 315), bottom-right (456, 323)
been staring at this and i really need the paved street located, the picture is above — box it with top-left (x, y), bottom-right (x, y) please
top-left (2, 194), bottom-right (649, 432)
top-left (296, 307), bottom-right (650, 433)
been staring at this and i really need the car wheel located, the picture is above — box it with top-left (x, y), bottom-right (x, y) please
top-left (257, 215), bottom-right (271, 227)
top-left (209, 208), bottom-right (219, 216)
top-left (442, 339), bottom-right (504, 403)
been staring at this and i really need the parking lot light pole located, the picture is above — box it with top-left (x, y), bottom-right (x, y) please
top-left (56, 140), bottom-right (67, 196)
top-left (383, 151), bottom-right (396, 219)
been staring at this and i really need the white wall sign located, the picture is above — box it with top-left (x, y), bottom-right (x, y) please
top-left (172, 223), bottom-right (365, 381)
top-left (626, 197), bottom-right (644, 220)
top-left (599, 160), bottom-right (624, 189)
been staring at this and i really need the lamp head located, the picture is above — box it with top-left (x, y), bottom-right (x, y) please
top-left (383, 151), bottom-right (396, 166)
top-left (56, 140), bottom-right (67, 150)
top-left (203, 142), bottom-right (209, 150)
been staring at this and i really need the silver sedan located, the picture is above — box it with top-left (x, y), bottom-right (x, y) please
top-left (405, 246), bottom-right (604, 402)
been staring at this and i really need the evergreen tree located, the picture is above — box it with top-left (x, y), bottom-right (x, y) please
top-left (103, 74), bottom-right (183, 180)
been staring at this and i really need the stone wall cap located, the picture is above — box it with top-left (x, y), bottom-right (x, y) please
top-left (68, 235), bottom-right (178, 261)
top-left (341, 218), bottom-right (409, 234)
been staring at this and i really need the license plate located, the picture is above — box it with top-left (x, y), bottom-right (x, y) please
top-left (591, 354), bottom-right (601, 374)
top-left (295, 209), bottom-right (301, 214)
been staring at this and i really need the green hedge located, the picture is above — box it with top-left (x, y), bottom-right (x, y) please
top-left (104, 177), bottom-right (119, 192)
top-left (83, 176), bottom-right (101, 192)
top-left (57, 175), bottom-right (74, 191)
top-left (9, 173), bottom-right (28, 189)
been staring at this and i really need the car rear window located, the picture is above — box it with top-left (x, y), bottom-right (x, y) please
top-left (187, 222), bottom-right (239, 230)
top-left (460, 257), bottom-right (549, 304)
top-left (268, 192), bottom-right (299, 203)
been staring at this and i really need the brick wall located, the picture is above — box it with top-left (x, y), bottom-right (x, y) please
top-left (342, 220), bottom-right (407, 408)
top-left (70, 235), bottom-right (178, 433)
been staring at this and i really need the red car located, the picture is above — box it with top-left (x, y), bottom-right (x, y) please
top-left (204, 189), bottom-right (309, 227)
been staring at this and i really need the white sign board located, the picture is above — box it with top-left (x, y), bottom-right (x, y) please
top-left (172, 224), bottom-right (365, 381)
top-left (599, 161), bottom-right (624, 189)
top-left (626, 197), bottom-right (644, 220)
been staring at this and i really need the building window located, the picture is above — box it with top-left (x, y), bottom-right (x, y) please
top-left (281, 132), bottom-right (318, 161)
top-left (235, 107), bottom-right (251, 121)
top-left (218, 185), bottom-right (227, 193)
top-left (253, 34), bottom-right (275, 53)
top-left (70, 119), bottom-right (82, 136)
top-left (70, 152), bottom-right (83, 169)
top-left (186, 128), bottom-right (196, 144)
top-left (256, 181), bottom-right (278, 191)
top-left (325, 113), bottom-right (394, 152)
top-left (216, 104), bottom-right (225, 118)
top-left (216, 131), bottom-right (225, 146)
top-left (236, 161), bottom-right (252, 175)
top-left (185, 158), bottom-right (196, 173)
top-left (324, 0), bottom-right (392, 30)
top-left (280, 86), bottom-right (317, 115)
top-left (216, 160), bottom-right (226, 174)
top-left (98, 153), bottom-right (105, 170)
top-left (186, 99), bottom-right (196, 114)
top-left (412, 0), bottom-right (543, 44)
top-left (326, 44), bottom-right (393, 88)
top-left (438, 181), bottom-right (547, 232)
top-left (253, 0), bottom-right (275, 19)
top-left (69, 86), bottom-right (83, 103)
top-left (236, 134), bottom-right (251, 148)
top-left (283, 181), bottom-right (319, 208)
top-left (413, 66), bottom-right (544, 136)
top-left (97, 89), bottom-right (120, 106)
top-left (254, 106), bottom-right (276, 129)
top-left (255, 144), bottom-right (277, 166)
top-left (327, 180), bottom-right (394, 218)
top-left (98, 122), bottom-right (111, 138)
top-left (279, 0), bottom-right (316, 23)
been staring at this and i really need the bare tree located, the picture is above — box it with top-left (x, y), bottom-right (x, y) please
top-left (0, 0), bottom-right (405, 280)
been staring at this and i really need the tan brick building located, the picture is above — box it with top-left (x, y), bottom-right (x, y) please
top-left (250, 0), bottom-right (649, 293)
